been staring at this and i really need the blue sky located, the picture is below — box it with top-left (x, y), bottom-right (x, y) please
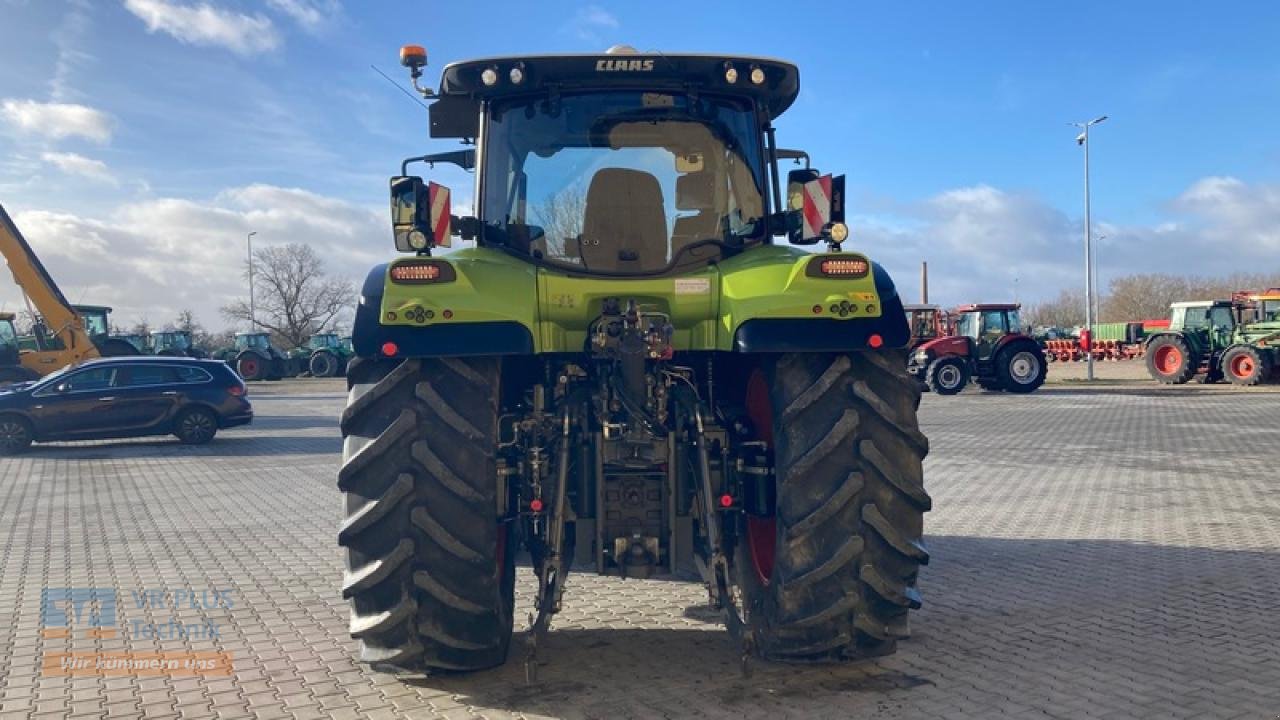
top-left (1, 0), bottom-right (1279, 328)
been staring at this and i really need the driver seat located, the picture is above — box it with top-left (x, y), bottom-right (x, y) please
top-left (579, 168), bottom-right (668, 271)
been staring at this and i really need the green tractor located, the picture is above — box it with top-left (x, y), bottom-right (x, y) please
top-left (338, 46), bottom-right (931, 677)
top-left (150, 330), bottom-right (207, 358)
top-left (229, 332), bottom-right (295, 381)
top-left (293, 332), bottom-right (353, 377)
top-left (1144, 297), bottom-right (1280, 385)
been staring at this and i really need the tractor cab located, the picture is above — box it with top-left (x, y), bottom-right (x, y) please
top-left (73, 305), bottom-right (111, 342)
top-left (903, 304), bottom-right (942, 350)
top-left (235, 332), bottom-right (273, 353)
top-left (307, 333), bottom-right (342, 351)
top-left (953, 304), bottom-right (1023, 361)
top-left (152, 330), bottom-right (191, 352)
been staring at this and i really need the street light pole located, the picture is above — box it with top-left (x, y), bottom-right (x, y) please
top-left (246, 231), bottom-right (258, 332)
top-left (1072, 115), bottom-right (1107, 381)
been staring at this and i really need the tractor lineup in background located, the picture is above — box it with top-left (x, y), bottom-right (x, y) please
top-left (907, 303), bottom-right (1047, 395)
top-left (1145, 290), bottom-right (1280, 386)
top-left (290, 333), bottom-right (353, 377)
top-left (335, 45), bottom-right (930, 678)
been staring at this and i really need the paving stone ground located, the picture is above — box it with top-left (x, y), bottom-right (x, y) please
top-left (1, 378), bottom-right (1278, 719)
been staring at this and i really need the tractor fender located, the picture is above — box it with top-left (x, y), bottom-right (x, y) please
top-left (351, 262), bottom-right (534, 359)
top-left (732, 261), bottom-right (911, 353)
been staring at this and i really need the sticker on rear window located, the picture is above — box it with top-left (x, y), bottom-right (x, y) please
top-left (674, 278), bottom-right (711, 295)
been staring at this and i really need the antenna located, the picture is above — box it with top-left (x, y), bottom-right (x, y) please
top-left (370, 65), bottom-right (429, 110)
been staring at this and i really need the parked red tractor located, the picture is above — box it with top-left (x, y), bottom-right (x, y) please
top-left (907, 303), bottom-right (1047, 394)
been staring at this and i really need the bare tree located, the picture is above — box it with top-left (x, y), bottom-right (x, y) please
top-left (1102, 272), bottom-right (1280, 322)
top-left (530, 186), bottom-right (587, 260)
top-left (220, 243), bottom-right (355, 348)
top-left (1024, 288), bottom-right (1086, 329)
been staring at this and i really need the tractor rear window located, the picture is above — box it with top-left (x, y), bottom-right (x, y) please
top-left (481, 91), bottom-right (766, 274)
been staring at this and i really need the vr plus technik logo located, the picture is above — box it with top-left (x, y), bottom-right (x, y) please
top-left (41, 588), bottom-right (117, 639)
top-left (39, 587), bottom-right (234, 677)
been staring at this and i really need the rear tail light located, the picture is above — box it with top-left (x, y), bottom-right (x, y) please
top-left (228, 385), bottom-right (246, 397)
top-left (815, 258), bottom-right (869, 277)
top-left (389, 260), bottom-right (455, 284)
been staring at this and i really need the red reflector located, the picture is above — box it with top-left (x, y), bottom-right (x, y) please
top-left (719, 494), bottom-right (734, 508)
top-left (442, 309), bottom-right (453, 319)
top-left (389, 263), bottom-right (444, 283)
top-left (228, 385), bottom-right (245, 397)
top-left (819, 258), bottom-right (869, 277)
top-left (381, 341), bottom-right (399, 356)
top-left (812, 304), bottom-right (822, 314)
top-left (868, 333), bottom-right (884, 348)
top-left (530, 499), bottom-right (544, 513)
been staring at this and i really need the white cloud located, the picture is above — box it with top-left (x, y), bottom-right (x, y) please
top-left (40, 151), bottom-right (117, 184)
top-left (0, 99), bottom-right (114, 142)
top-left (1, 185), bottom-right (384, 330)
top-left (858, 177), bottom-right (1280, 308)
top-left (123, 0), bottom-right (280, 56)
top-left (565, 5), bottom-right (620, 43)
top-left (265, 0), bottom-right (340, 31)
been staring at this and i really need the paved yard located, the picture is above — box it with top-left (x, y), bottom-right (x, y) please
top-left (1, 378), bottom-right (1278, 719)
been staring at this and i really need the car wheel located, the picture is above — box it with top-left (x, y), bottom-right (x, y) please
top-left (174, 407), bottom-right (218, 445)
top-left (0, 416), bottom-right (33, 455)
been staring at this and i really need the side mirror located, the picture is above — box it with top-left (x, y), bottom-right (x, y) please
top-left (390, 176), bottom-right (453, 252)
top-left (785, 169), bottom-right (846, 245)
top-left (55, 382), bottom-right (70, 394)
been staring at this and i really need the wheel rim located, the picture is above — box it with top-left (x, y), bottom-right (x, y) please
top-left (1230, 354), bottom-right (1255, 379)
top-left (241, 359), bottom-right (258, 377)
top-left (0, 421), bottom-right (27, 450)
top-left (937, 364), bottom-right (962, 389)
top-left (1009, 351), bottom-right (1040, 384)
top-left (1154, 346), bottom-right (1182, 375)
top-left (182, 412), bottom-right (214, 441)
top-left (743, 370), bottom-right (776, 585)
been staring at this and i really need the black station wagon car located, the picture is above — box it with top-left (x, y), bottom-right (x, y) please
top-left (0, 357), bottom-right (252, 454)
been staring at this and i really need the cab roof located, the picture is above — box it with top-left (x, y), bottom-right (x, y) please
top-left (954, 303), bottom-right (1020, 313)
top-left (430, 52), bottom-right (800, 138)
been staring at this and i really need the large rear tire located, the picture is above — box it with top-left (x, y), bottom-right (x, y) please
top-left (236, 351), bottom-right (267, 381)
top-left (994, 342), bottom-right (1047, 394)
top-left (1146, 335), bottom-right (1195, 384)
top-left (311, 350), bottom-right (339, 378)
top-left (737, 351), bottom-right (930, 661)
top-left (339, 356), bottom-right (515, 671)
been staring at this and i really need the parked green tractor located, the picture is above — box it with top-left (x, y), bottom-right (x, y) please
top-left (337, 46), bottom-right (931, 677)
top-left (1145, 296), bottom-right (1280, 385)
top-left (229, 332), bottom-right (296, 381)
top-left (293, 333), bottom-right (353, 377)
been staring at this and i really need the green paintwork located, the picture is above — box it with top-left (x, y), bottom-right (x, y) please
top-left (379, 245), bottom-right (883, 352)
